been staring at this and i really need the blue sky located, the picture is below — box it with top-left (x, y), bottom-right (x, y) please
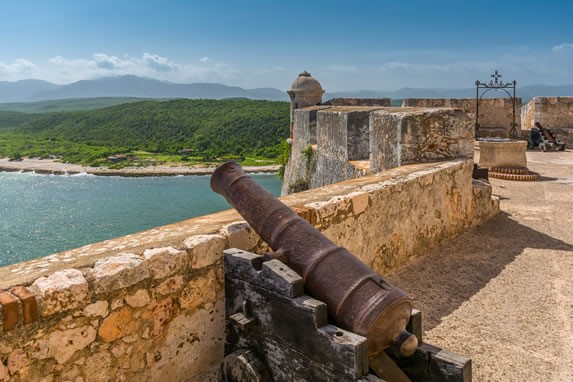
top-left (1, 0), bottom-right (572, 91)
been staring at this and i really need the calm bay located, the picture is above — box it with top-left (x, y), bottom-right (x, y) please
top-left (0, 171), bottom-right (282, 267)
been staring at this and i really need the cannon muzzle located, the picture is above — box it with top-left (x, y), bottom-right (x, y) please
top-left (211, 162), bottom-right (417, 356)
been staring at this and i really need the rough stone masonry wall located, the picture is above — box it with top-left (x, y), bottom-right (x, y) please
top-left (403, 98), bottom-right (521, 138)
top-left (283, 106), bottom-right (474, 194)
top-left (521, 97), bottom-right (573, 145)
top-left (0, 160), bottom-right (499, 382)
top-left (369, 107), bottom-right (474, 172)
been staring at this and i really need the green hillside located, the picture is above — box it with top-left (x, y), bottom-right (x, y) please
top-left (0, 98), bottom-right (290, 166)
top-left (0, 97), bottom-right (151, 113)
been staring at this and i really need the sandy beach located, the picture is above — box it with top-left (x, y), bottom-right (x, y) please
top-left (0, 157), bottom-right (280, 176)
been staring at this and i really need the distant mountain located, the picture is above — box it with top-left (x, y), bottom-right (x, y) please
top-left (1, 75), bottom-right (572, 104)
top-left (0, 75), bottom-right (288, 103)
top-left (0, 79), bottom-right (62, 102)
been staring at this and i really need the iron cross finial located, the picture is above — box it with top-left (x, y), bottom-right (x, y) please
top-left (490, 70), bottom-right (502, 85)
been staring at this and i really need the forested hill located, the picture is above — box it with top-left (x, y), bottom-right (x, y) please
top-left (0, 97), bottom-right (149, 113)
top-left (0, 98), bottom-right (290, 165)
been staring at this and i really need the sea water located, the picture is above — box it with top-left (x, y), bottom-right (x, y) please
top-left (0, 171), bottom-right (282, 267)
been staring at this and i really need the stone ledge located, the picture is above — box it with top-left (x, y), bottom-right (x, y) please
top-left (30, 269), bottom-right (89, 317)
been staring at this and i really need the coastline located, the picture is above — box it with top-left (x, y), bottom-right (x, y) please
top-left (0, 158), bottom-right (280, 176)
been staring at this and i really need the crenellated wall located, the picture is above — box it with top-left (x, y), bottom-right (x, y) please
top-left (0, 159), bottom-right (498, 382)
top-left (521, 97), bottom-right (573, 145)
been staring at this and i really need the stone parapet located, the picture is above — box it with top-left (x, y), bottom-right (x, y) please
top-left (0, 159), bottom-right (498, 381)
top-left (403, 98), bottom-right (521, 138)
top-left (521, 97), bottom-right (573, 146)
top-left (370, 107), bottom-right (474, 171)
top-left (283, 106), bottom-right (475, 193)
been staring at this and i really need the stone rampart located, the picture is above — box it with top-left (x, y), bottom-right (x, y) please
top-left (403, 98), bottom-right (521, 138)
top-left (521, 97), bottom-right (573, 145)
top-left (0, 160), bottom-right (498, 381)
top-left (282, 106), bottom-right (474, 193)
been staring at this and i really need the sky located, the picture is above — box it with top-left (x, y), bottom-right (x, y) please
top-left (1, 0), bottom-right (573, 91)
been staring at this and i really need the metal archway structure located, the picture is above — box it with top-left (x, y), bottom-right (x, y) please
top-left (475, 70), bottom-right (518, 139)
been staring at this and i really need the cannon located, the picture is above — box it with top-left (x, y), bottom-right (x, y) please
top-left (211, 161), bottom-right (417, 357)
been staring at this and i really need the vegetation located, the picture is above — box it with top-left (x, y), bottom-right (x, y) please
top-left (0, 97), bottom-right (150, 113)
top-left (0, 98), bottom-right (290, 167)
top-left (287, 144), bottom-right (316, 193)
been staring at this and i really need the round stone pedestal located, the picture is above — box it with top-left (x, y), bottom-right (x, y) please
top-left (478, 139), bottom-right (539, 181)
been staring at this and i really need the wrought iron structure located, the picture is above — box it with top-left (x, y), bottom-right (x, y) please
top-left (475, 70), bottom-right (518, 139)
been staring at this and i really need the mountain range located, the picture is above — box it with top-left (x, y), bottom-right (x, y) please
top-left (1, 75), bottom-right (572, 104)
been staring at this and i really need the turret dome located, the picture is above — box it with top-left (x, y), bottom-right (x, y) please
top-left (288, 71), bottom-right (324, 93)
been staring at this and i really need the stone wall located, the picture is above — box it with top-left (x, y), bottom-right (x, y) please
top-left (521, 97), bottom-right (573, 145)
top-left (282, 106), bottom-right (474, 194)
top-left (369, 107), bottom-right (473, 171)
top-left (322, 98), bottom-right (391, 107)
top-left (402, 98), bottom-right (521, 138)
top-left (0, 160), bottom-right (498, 381)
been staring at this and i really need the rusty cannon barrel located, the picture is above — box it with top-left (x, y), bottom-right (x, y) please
top-left (211, 162), bottom-right (417, 356)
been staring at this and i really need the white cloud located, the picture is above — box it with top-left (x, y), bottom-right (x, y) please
top-left (36, 53), bottom-right (242, 84)
top-left (200, 56), bottom-right (209, 63)
top-left (0, 59), bottom-right (38, 78)
top-left (93, 53), bottom-right (131, 70)
top-left (142, 53), bottom-right (178, 72)
top-left (552, 43), bottom-right (573, 52)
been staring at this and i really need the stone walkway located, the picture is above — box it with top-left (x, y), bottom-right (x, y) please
top-left (387, 150), bottom-right (573, 381)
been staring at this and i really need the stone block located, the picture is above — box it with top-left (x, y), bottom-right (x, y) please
top-left (125, 289), bottom-right (150, 308)
top-left (92, 253), bottom-right (150, 293)
top-left (220, 222), bottom-right (259, 251)
top-left (35, 325), bottom-right (97, 364)
top-left (371, 108), bottom-right (474, 171)
top-left (83, 352), bottom-right (113, 382)
top-left (478, 140), bottom-right (527, 168)
top-left (83, 300), bottom-right (109, 318)
top-left (141, 297), bottom-right (175, 338)
top-left (350, 192), bottom-right (369, 215)
top-left (7, 348), bottom-right (30, 375)
top-left (155, 275), bottom-right (185, 296)
top-left (30, 269), bottom-right (89, 317)
top-left (185, 234), bottom-right (226, 269)
top-left (98, 307), bottom-right (137, 342)
top-left (10, 286), bottom-right (39, 325)
top-left (179, 270), bottom-right (221, 313)
top-left (0, 291), bottom-right (20, 330)
top-left (143, 246), bottom-right (188, 279)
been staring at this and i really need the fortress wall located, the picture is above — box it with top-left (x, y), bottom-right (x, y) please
top-left (284, 106), bottom-right (475, 194)
top-left (310, 109), bottom-right (364, 188)
top-left (0, 160), bottom-right (498, 381)
top-left (521, 97), bottom-right (573, 145)
top-left (370, 108), bottom-right (474, 172)
top-left (403, 98), bottom-right (521, 138)
top-left (280, 106), bottom-right (330, 195)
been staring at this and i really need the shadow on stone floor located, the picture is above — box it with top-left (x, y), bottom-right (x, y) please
top-left (386, 211), bottom-right (573, 332)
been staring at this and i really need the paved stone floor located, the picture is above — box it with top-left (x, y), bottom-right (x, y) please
top-left (387, 149), bottom-right (573, 381)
